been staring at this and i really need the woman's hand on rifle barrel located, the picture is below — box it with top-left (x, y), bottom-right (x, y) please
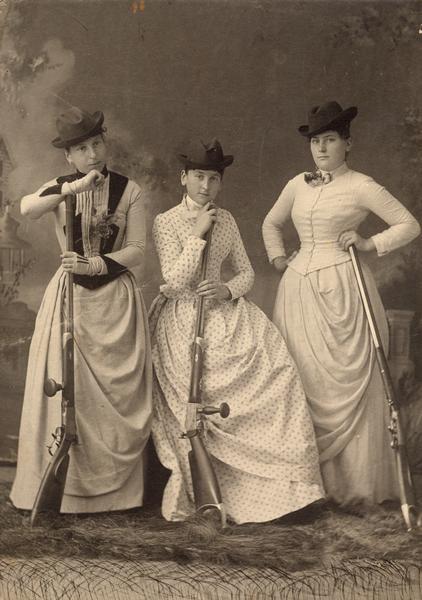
top-left (338, 230), bottom-right (375, 252)
top-left (196, 279), bottom-right (231, 301)
top-left (61, 251), bottom-right (105, 276)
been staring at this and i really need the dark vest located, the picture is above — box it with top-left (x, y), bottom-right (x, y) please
top-left (59, 171), bottom-right (129, 290)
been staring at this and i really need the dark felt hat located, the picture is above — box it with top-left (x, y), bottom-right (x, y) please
top-left (52, 107), bottom-right (105, 148)
top-left (178, 139), bottom-right (234, 171)
top-left (298, 101), bottom-right (358, 137)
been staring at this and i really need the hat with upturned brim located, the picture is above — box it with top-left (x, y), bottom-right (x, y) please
top-left (178, 138), bottom-right (234, 171)
top-left (298, 101), bottom-right (357, 137)
top-left (52, 107), bottom-right (105, 148)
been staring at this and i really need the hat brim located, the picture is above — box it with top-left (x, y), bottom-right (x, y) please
top-left (51, 111), bottom-right (105, 148)
top-left (178, 154), bottom-right (234, 170)
top-left (298, 106), bottom-right (358, 137)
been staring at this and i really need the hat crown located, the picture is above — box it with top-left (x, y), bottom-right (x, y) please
top-left (308, 101), bottom-right (344, 130)
top-left (203, 138), bottom-right (224, 163)
top-left (57, 106), bottom-right (87, 127)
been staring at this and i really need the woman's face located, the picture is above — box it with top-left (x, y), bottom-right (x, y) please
top-left (65, 134), bottom-right (107, 174)
top-left (310, 130), bottom-right (352, 172)
top-left (181, 169), bottom-right (222, 206)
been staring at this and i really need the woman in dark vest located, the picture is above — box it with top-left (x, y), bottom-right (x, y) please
top-left (11, 107), bottom-right (152, 513)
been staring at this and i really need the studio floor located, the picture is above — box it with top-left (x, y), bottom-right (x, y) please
top-left (1, 464), bottom-right (422, 600)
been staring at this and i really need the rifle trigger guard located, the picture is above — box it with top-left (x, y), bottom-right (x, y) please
top-left (181, 430), bottom-right (200, 439)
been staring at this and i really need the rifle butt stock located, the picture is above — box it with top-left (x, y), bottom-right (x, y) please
top-left (30, 438), bottom-right (72, 526)
top-left (394, 432), bottom-right (421, 530)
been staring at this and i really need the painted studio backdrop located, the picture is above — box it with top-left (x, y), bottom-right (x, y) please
top-left (0, 0), bottom-right (421, 468)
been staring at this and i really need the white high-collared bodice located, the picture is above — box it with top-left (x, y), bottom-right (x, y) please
top-left (263, 164), bottom-right (420, 275)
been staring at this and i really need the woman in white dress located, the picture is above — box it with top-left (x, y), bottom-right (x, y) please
top-left (149, 139), bottom-right (324, 524)
top-left (262, 101), bottom-right (420, 506)
top-left (10, 107), bottom-right (152, 513)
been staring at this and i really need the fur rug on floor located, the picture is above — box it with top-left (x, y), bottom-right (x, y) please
top-left (1, 482), bottom-right (422, 573)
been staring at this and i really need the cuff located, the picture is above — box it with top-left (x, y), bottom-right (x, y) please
top-left (61, 181), bottom-right (76, 196)
top-left (371, 233), bottom-right (389, 257)
top-left (187, 235), bottom-right (207, 248)
top-left (224, 281), bottom-right (240, 301)
top-left (266, 248), bottom-right (286, 263)
top-left (222, 284), bottom-right (233, 301)
top-left (271, 254), bottom-right (287, 264)
top-left (89, 256), bottom-right (107, 276)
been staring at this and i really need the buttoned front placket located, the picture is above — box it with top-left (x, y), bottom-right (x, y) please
top-left (304, 184), bottom-right (326, 275)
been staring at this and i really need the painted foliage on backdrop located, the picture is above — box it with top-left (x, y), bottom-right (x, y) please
top-left (0, 0), bottom-right (421, 462)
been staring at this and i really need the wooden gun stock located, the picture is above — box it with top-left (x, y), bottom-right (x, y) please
top-left (30, 436), bottom-right (72, 523)
top-left (31, 196), bottom-right (77, 526)
top-left (349, 245), bottom-right (421, 532)
top-left (183, 217), bottom-right (230, 526)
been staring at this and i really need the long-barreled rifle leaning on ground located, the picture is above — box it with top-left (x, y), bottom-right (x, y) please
top-left (182, 209), bottom-right (230, 527)
top-left (30, 195), bottom-right (77, 527)
top-left (349, 244), bottom-right (421, 532)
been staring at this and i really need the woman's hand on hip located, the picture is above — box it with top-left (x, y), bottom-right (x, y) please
top-left (191, 203), bottom-right (217, 238)
top-left (338, 230), bottom-right (375, 252)
top-left (196, 279), bottom-right (231, 301)
top-left (272, 251), bottom-right (298, 273)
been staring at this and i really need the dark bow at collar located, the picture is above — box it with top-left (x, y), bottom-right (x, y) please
top-left (304, 169), bottom-right (332, 187)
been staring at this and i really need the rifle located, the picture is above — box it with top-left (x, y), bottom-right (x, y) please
top-left (349, 244), bottom-right (421, 531)
top-left (31, 195), bottom-right (77, 526)
top-left (183, 215), bottom-right (230, 527)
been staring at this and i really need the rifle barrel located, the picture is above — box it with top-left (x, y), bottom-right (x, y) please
top-left (30, 194), bottom-right (77, 526)
top-left (65, 195), bottom-right (74, 337)
top-left (184, 213), bottom-right (227, 526)
top-left (349, 244), bottom-right (420, 531)
top-left (194, 222), bottom-right (214, 339)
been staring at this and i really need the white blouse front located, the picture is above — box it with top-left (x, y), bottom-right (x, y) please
top-left (262, 165), bottom-right (420, 276)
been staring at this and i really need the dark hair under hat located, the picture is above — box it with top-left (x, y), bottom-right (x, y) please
top-left (52, 107), bottom-right (105, 148)
top-left (298, 101), bottom-right (357, 137)
top-left (178, 139), bottom-right (234, 172)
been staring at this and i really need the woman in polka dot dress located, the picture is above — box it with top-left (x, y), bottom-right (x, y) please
top-left (149, 139), bottom-right (324, 524)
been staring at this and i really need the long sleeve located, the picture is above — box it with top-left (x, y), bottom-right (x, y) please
top-left (153, 213), bottom-right (206, 292)
top-left (20, 178), bottom-right (67, 220)
top-left (355, 179), bottom-right (421, 256)
top-left (224, 213), bottom-right (255, 300)
top-left (103, 184), bottom-right (146, 270)
top-left (262, 178), bottom-right (296, 263)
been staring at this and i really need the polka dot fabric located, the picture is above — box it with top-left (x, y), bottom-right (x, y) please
top-left (149, 199), bottom-right (324, 524)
